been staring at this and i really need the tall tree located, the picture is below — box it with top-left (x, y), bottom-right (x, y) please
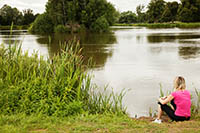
top-left (45, 0), bottom-right (117, 32)
top-left (22, 9), bottom-right (36, 25)
top-left (46, 0), bottom-right (80, 25)
top-left (178, 0), bottom-right (200, 22)
top-left (0, 4), bottom-right (36, 25)
top-left (147, 0), bottom-right (166, 23)
top-left (0, 4), bottom-right (22, 25)
top-left (136, 5), bottom-right (147, 23)
top-left (161, 2), bottom-right (179, 22)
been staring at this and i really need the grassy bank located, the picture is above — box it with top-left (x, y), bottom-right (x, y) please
top-left (0, 113), bottom-right (200, 132)
top-left (114, 23), bottom-right (200, 28)
top-left (1, 37), bottom-right (200, 132)
top-left (0, 25), bottom-right (29, 30)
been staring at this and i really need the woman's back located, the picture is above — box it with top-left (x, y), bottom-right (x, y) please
top-left (171, 90), bottom-right (191, 117)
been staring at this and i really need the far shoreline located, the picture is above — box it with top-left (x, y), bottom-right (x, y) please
top-left (113, 22), bottom-right (200, 29)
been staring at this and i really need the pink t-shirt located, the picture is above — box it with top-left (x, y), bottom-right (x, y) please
top-left (171, 90), bottom-right (191, 117)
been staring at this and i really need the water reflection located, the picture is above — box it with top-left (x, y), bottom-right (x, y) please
top-left (147, 33), bottom-right (200, 43)
top-left (146, 32), bottom-right (200, 59)
top-left (2, 39), bottom-right (21, 45)
top-left (36, 32), bottom-right (117, 69)
top-left (1, 28), bottom-right (200, 117)
top-left (179, 46), bottom-right (200, 59)
top-left (0, 31), bottom-right (23, 45)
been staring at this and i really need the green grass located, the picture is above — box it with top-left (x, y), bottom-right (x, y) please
top-left (0, 113), bottom-right (200, 133)
top-left (113, 23), bottom-right (200, 29)
top-left (113, 23), bottom-right (135, 26)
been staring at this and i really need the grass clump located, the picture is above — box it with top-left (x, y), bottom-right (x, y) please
top-left (0, 40), bottom-right (126, 117)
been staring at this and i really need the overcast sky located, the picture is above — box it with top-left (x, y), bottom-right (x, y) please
top-left (0, 0), bottom-right (179, 14)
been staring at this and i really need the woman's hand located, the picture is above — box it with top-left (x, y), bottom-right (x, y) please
top-left (161, 96), bottom-right (167, 100)
top-left (158, 95), bottom-right (174, 105)
top-left (158, 96), bottom-right (167, 103)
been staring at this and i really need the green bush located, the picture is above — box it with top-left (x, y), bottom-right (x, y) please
top-left (54, 25), bottom-right (70, 33)
top-left (118, 11), bottom-right (137, 24)
top-left (90, 16), bottom-right (109, 33)
top-left (29, 13), bottom-right (54, 34)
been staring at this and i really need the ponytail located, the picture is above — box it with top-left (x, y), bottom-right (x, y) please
top-left (174, 76), bottom-right (186, 90)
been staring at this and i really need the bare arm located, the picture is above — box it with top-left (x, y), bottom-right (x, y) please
top-left (158, 95), bottom-right (174, 105)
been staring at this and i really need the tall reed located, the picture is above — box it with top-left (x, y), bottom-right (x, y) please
top-left (0, 40), bottom-right (127, 116)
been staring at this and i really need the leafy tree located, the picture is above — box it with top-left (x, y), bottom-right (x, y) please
top-left (147, 0), bottom-right (166, 23)
top-left (136, 5), bottom-right (147, 23)
top-left (103, 2), bottom-right (118, 25)
top-left (178, 0), bottom-right (200, 22)
top-left (0, 4), bottom-right (22, 25)
top-left (0, 4), bottom-right (36, 26)
top-left (161, 2), bottom-right (179, 22)
top-left (118, 11), bottom-right (137, 24)
top-left (46, 0), bottom-right (80, 26)
top-left (22, 9), bottom-right (36, 25)
top-left (84, 0), bottom-right (117, 26)
top-left (45, 0), bottom-right (117, 33)
top-left (90, 16), bottom-right (109, 32)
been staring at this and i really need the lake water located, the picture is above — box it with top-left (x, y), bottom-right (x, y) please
top-left (1, 27), bottom-right (200, 117)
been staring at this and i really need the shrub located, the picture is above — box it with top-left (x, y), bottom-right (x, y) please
top-left (54, 25), bottom-right (70, 33)
top-left (90, 16), bottom-right (109, 33)
top-left (118, 11), bottom-right (137, 24)
top-left (29, 13), bottom-right (54, 34)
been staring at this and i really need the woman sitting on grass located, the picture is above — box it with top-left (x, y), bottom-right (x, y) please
top-left (153, 76), bottom-right (191, 124)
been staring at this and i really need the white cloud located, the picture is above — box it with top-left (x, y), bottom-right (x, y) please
top-left (0, 0), bottom-right (48, 14)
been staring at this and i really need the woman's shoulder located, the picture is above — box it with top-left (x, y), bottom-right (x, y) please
top-left (171, 91), bottom-right (177, 97)
top-left (171, 89), bottom-right (190, 96)
top-left (184, 90), bottom-right (191, 95)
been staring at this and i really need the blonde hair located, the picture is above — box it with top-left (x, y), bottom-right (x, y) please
top-left (174, 76), bottom-right (186, 90)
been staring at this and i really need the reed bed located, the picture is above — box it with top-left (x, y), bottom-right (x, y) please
top-left (0, 40), bottom-right (126, 117)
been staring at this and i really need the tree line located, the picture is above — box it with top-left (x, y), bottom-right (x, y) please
top-left (1, 0), bottom-right (200, 33)
top-left (0, 4), bottom-right (38, 26)
top-left (30, 0), bottom-right (118, 34)
top-left (118, 0), bottom-right (200, 24)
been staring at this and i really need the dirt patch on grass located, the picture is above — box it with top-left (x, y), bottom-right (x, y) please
top-left (29, 129), bottom-right (47, 133)
top-left (135, 115), bottom-right (171, 123)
